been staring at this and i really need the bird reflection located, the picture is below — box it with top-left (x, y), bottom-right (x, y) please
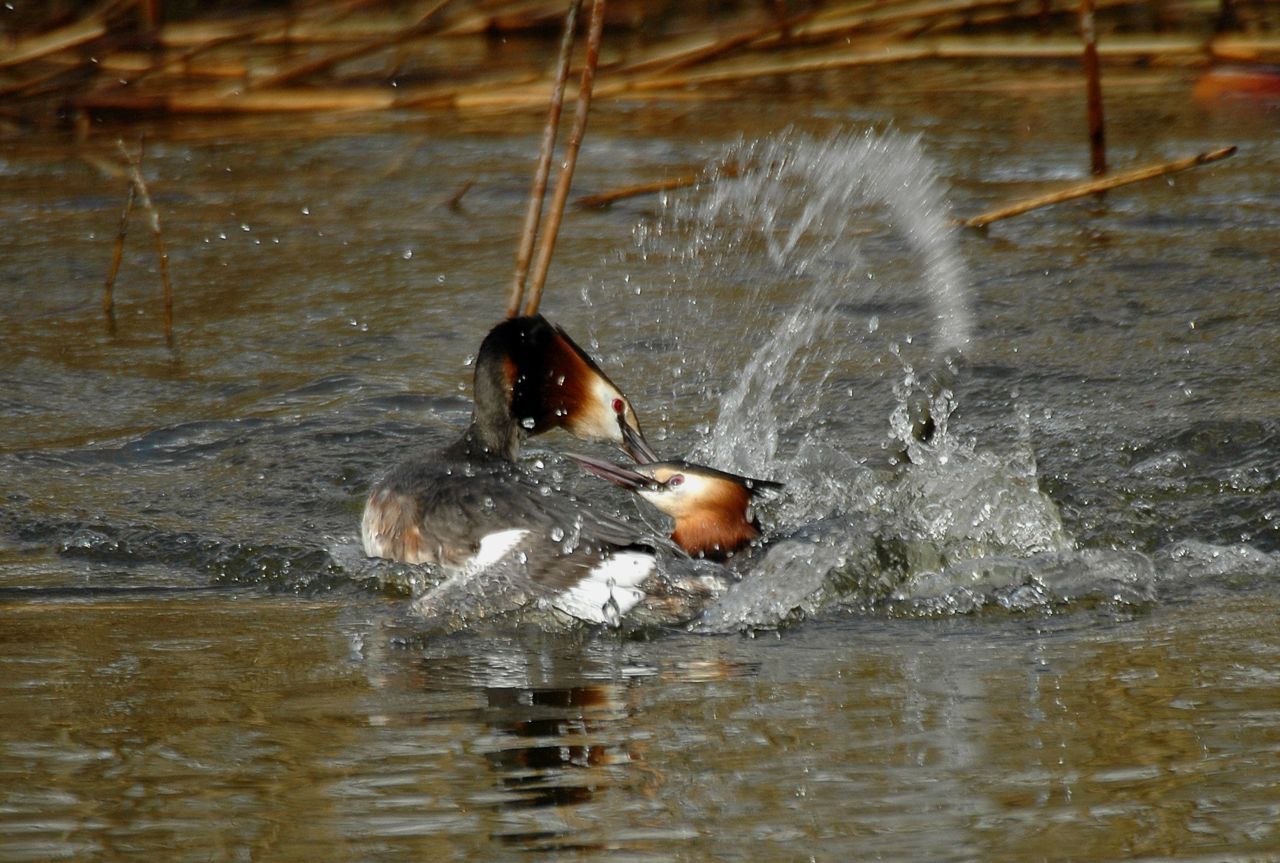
top-left (480, 683), bottom-right (628, 813)
top-left (386, 638), bottom-right (755, 854)
top-left (408, 649), bottom-right (640, 853)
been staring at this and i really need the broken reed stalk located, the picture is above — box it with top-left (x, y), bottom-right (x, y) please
top-left (616, 7), bottom-right (819, 77)
top-left (609, 0), bottom-right (1006, 82)
top-left (507, 0), bottom-right (583, 319)
top-left (1080, 0), bottom-right (1107, 176)
top-left (521, 0), bottom-right (607, 319)
top-left (103, 180), bottom-right (137, 319)
top-left (0, 15), bottom-right (107, 69)
top-left (116, 138), bottom-right (174, 344)
top-left (74, 0), bottom-right (384, 105)
top-left (249, 0), bottom-right (454, 91)
top-left (961, 145), bottom-right (1237, 228)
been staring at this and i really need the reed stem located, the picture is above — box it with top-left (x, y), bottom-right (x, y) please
top-left (507, 0), bottom-right (583, 319)
top-left (522, 0), bottom-right (607, 318)
top-left (103, 180), bottom-right (137, 321)
top-left (117, 138), bottom-right (175, 345)
top-left (1080, 0), bottom-right (1107, 176)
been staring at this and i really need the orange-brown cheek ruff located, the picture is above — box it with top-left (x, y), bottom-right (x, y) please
top-left (671, 515), bottom-right (760, 560)
top-left (666, 483), bottom-right (760, 560)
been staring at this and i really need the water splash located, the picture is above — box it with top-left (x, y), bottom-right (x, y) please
top-left (612, 128), bottom-right (1168, 629)
top-left (628, 128), bottom-right (969, 478)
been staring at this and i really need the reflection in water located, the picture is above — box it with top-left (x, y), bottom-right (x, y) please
top-left (374, 636), bottom-right (760, 856)
top-left (1, 594), bottom-right (1279, 860)
top-left (482, 686), bottom-right (622, 807)
top-left (479, 683), bottom-right (630, 850)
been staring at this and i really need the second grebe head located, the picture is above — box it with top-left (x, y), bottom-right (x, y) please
top-left (474, 315), bottom-right (658, 462)
top-left (569, 454), bottom-right (783, 558)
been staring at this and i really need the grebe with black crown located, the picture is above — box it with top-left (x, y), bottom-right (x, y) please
top-left (361, 315), bottom-right (666, 628)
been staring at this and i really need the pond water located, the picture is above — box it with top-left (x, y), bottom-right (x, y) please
top-left (1, 56), bottom-right (1279, 861)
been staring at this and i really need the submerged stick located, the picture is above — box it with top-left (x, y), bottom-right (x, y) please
top-left (961, 145), bottom-right (1237, 228)
top-left (103, 180), bottom-right (137, 320)
top-left (444, 179), bottom-right (474, 210)
top-left (116, 139), bottom-right (174, 344)
top-left (522, 0), bottom-right (607, 318)
top-left (507, 0), bottom-right (583, 319)
top-left (576, 174), bottom-right (703, 209)
top-left (575, 162), bottom-right (741, 209)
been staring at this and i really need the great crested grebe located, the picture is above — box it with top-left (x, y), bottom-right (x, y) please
top-left (568, 454), bottom-right (783, 561)
top-left (361, 314), bottom-right (665, 627)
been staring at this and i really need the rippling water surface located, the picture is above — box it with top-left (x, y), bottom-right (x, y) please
top-left (2, 58), bottom-right (1278, 860)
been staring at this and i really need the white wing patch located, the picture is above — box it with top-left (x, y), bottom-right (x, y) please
top-left (464, 528), bottom-right (530, 575)
top-left (552, 551), bottom-right (654, 625)
top-left (407, 528), bottom-right (532, 622)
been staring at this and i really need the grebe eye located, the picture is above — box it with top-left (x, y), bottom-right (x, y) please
top-left (611, 398), bottom-right (625, 415)
top-left (667, 474), bottom-right (684, 487)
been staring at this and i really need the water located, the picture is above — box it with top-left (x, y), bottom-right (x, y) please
top-left (2, 59), bottom-right (1280, 859)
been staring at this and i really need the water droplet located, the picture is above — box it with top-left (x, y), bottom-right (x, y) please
top-left (550, 527), bottom-right (565, 542)
top-left (402, 249), bottom-right (413, 259)
top-left (601, 591), bottom-right (621, 627)
top-left (521, 417), bottom-right (536, 429)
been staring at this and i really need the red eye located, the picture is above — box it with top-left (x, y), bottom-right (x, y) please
top-left (667, 474), bottom-right (684, 487)
top-left (611, 398), bottom-right (625, 415)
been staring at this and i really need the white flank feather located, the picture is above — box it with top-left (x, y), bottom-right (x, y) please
top-left (552, 551), bottom-right (654, 625)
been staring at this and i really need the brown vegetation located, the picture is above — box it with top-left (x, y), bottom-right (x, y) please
top-left (1, 0), bottom-right (1275, 128)
top-left (4, 1), bottom-right (1263, 333)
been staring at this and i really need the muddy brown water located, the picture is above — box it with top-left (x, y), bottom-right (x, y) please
top-left (1, 59), bottom-right (1278, 860)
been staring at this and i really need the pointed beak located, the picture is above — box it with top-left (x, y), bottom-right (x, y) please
top-left (568, 453), bottom-right (660, 492)
top-left (619, 420), bottom-right (660, 465)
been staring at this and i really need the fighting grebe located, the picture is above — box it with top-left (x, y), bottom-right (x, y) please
top-left (569, 454), bottom-right (782, 560)
top-left (361, 315), bottom-right (664, 628)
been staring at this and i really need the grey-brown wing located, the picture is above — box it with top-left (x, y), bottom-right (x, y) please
top-left (368, 458), bottom-right (651, 565)
top-left (368, 458), bottom-right (659, 630)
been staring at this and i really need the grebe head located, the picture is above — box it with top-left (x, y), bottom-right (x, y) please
top-left (569, 454), bottom-right (783, 558)
top-left (473, 316), bottom-right (658, 462)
